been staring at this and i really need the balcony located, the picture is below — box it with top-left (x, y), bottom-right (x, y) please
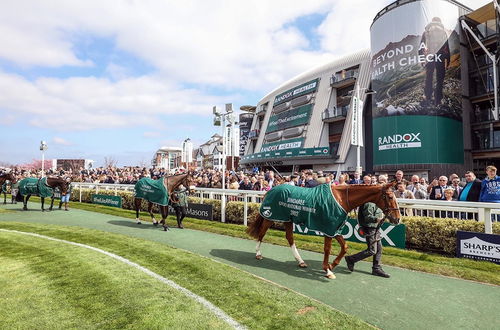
top-left (330, 71), bottom-right (358, 88)
top-left (248, 129), bottom-right (260, 140)
top-left (256, 105), bottom-right (267, 116)
top-left (322, 106), bottom-right (349, 122)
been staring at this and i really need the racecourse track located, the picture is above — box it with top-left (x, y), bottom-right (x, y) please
top-left (1, 202), bottom-right (499, 329)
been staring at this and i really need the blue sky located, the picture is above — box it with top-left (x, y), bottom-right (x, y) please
top-left (0, 0), bottom-right (487, 167)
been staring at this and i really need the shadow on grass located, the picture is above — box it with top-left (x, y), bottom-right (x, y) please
top-left (107, 220), bottom-right (176, 231)
top-left (209, 248), bottom-right (344, 282)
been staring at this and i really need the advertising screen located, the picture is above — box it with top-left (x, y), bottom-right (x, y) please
top-left (370, 0), bottom-right (464, 165)
top-left (239, 113), bottom-right (254, 156)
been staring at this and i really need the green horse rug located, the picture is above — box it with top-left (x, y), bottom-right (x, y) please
top-left (18, 177), bottom-right (54, 198)
top-left (134, 178), bottom-right (168, 206)
top-left (259, 184), bottom-right (348, 237)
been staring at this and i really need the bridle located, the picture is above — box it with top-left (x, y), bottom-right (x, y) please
top-left (380, 188), bottom-right (399, 224)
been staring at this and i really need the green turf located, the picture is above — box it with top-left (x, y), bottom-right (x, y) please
top-left (0, 202), bottom-right (499, 329)
top-left (21, 195), bottom-right (500, 285)
top-left (0, 222), bottom-right (368, 329)
top-left (0, 231), bottom-right (232, 329)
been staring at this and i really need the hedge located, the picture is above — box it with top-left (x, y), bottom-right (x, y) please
top-left (71, 188), bottom-right (500, 254)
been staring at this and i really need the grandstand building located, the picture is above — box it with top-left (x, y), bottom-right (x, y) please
top-left (240, 0), bottom-right (499, 179)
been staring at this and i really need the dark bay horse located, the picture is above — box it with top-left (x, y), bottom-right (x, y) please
top-left (1, 172), bottom-right (17, 204)
top-left (17, 176), bottom-right (71, 212)
top-left (134, 173), bottom-right (194, 231)
top-left (246, 182), bottom-right (401, 279)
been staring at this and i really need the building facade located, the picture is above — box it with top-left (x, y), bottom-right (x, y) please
top-left (240, 49), bottom-right (372, 175)
top-left (152, 146), bottom-right (182, 171)
top-left (240, 0), bottom-right (499, 179)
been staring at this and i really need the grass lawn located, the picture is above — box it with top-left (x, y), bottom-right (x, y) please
top-left (0, 222), bottom-right (370, 329)
top-left (12, 195), bottom-right (500, 286)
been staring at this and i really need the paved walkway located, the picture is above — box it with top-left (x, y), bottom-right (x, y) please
top-left (1, 203), bottom-right (499, 329)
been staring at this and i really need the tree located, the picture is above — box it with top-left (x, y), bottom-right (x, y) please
top-left (104, 156), bottom-right (118, 168)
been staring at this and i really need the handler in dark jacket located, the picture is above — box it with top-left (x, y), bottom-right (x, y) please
top-left (345, 202), bottom-right (390, 278)
top-left (171, 185), bottom-right (189, 229)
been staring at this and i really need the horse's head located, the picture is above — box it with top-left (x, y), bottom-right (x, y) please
top-left (48, 176), bottom-right (71, 195)
top-left (374, 181), bottom-right (401, 225)
top-left (184, 172), bottom-right (196, 193)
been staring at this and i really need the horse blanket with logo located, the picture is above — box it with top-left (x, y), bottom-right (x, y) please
top-left (259, 184), bottom-right (348, 237)
top-left (134, 178), bottom-right (169, 206)
top-left (19, 177), bottom-right (54, 198)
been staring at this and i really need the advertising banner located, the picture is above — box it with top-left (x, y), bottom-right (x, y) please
top-left (294, 218), bottom-right (406, 249)
top-left (351, 96), bottom-right (364, 147)
top-left (260, 138), bottom-right (304, 153)
top-left (456, 231), bottom-right (500, 264)
top-left (239, 113), bottom-right (254, 156)
top-left (266, 104), bottom-right (312, 133)
top-left (241, 146), bottom-right (330, 162)
top-left (92, 194), bottom-right (122, 208)
top-left (273, 78), bottom-right (319, 106)
top-left (168, 203), bottom-right (213, 221)
top-left (370, 0), bottom-right (463, 165)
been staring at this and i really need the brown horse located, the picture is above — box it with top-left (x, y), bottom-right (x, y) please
top-left (134, 172), bottom-right (194, 231)
top-left (246, 182), bottom-right (401, 279)
top-left (17, 176), bottom-right (71, 212)
top-left (1, 172), bottom-right (17, 204)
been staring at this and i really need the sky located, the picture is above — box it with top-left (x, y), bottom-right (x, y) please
top-left (0, 0), bottom-right (489, 167)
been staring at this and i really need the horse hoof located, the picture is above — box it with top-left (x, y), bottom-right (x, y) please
top-left (163, 226), bottom-right (169, 231)
top-left (326, 273), bottom-right (336, 279)
top-left (299, 263), bottom-right (308, 268)
top-left (256, 255), bottom-right (263, 260)
top-left (136, 221), bottom-right (141, 225)
top-left (153, 222), bottom-right (158, 227)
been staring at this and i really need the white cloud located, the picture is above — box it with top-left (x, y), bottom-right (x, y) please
top-left (0, 0), bottom-right (493, 135)
top-left (52, 137), bottom-right (72, 146)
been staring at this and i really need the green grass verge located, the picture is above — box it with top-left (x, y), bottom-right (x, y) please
top-left (19, 196), bottom-right (500, 286)
top-left (0, 222), bottom-right (370, 329)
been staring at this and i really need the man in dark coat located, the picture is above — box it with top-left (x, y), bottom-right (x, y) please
top-left (458, 171), bottom-right (482, 202)
top-left (344, 202), bottom-right (391, 278)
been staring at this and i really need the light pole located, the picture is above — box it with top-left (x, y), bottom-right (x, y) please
top-left (351, 85), bottom-right (376, 174)
top-left (213, 104), bottom-right (234, 223)
top-left (39, 140), bottom-right (48, 177)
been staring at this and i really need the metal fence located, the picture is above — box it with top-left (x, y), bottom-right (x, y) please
top-left (71, 182), bottom-right (498, 233)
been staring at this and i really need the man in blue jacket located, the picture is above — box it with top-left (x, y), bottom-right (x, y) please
top-left (479, 166), bottom-right (500, 203)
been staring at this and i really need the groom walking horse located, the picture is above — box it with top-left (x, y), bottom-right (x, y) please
top-left (246, 182), bottom-right (400, 279)
top-left (134, 172), bottom-right (193, 231)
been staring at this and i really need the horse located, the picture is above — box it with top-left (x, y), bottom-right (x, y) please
top-left (134, 172), bottom-right (194, 231)
top-left (17, 176), bottom-right (71, 212)
top-left (0, 171), bottom-right (17, 204)
top-left (246, 182), bottom-right (401, 279)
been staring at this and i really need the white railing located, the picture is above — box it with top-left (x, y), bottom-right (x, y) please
top-left (70, 183), bottom-right (498, 233)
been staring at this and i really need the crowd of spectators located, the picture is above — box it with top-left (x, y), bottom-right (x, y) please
top-left (3, 165), bottom-right (500, 205)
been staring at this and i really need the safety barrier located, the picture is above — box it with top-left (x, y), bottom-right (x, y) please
top-left (70, 182), bottom-right (498, 233)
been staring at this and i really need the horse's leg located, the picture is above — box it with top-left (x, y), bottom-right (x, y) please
top-left (284, 222), bottom-right (307, 268)
top-left (41, 197), bottom-right (45, 212)
top-left (23, 195), bottom-right (29, 210)
top-left (322, 237), bottom-right (336, 279)
top-left (148, 202), bottom-right (158, 225)
top-left (255, 218), bottom-right (273, 260)
top-left (134, 198), bottom-right (141, 224)
top-left (3, 192), bottom-right (6, 204)
top-left (160, 206), bottom-right (169, 231)
top-left (331, 235), bottom-right (349, 271)
top-left (48, 197), bottom-right (55, 211)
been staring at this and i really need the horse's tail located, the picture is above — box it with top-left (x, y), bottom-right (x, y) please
top-left (246, 213), bottom-right (265, 239)
top-left (16, 193), bottom-right (23, 202)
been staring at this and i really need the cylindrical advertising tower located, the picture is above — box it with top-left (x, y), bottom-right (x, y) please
top-left (370, 0), bottom-right (464, 168)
